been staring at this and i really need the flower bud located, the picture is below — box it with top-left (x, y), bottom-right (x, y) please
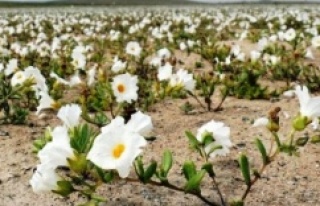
top-left (267, 121), bottom-right (280, 132)
top-left (292, 115), bottom-right (309, 131)
top-left (68, 153), bottom-right (87, 174)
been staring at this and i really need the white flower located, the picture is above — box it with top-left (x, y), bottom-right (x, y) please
top-left (180, 42), bottom-right (187, 51)
top-left (126, 111), bottom-right (153, 136)
top-left (311, 118), bottom-right (319, 131)
top-left (294, 85), bottom-right (320, 119)
top-left (36, 91), bottom-right (56, 115)
top-left (5, 58), bottom-right (18, 76)
top-left (231, 45), bottom-right (241, 56)
top-left (111, 56), bottom-right (127, 73)
top-left (253, 117), bottom-right (269, 127)
top-left (125, 41), bottom-right (142, 57)
top-left (284, 28), bottom-right (296, 41)
top-left (112, 73), bottom-right (138, 103)
top-left (71, 45), bottom-right (86, 70)
top-left (87, 66), bottom-right (96, 86)
top-left (224, 56), bottom-right (231, 65)
top-left (57, 104), bottom-right (82, 128)
top-left (150, 57), bottom-right (162, 67)
top-left (11, 71), bottom-right (26, 86)
top-left (257, 37), bottom-right (268, 51)
top-left (311, 36), bottom-right (320, 48)
top-left (157, 48), bottom-right (171, 59)
top-left (305, 48), bottom-right (314, 59)
top-left (0, 63), bottom-right (4, 72)
top-left (30, 163), bottom-right (61, 194)
top-left (24, 66), bottom-right (48, 95)
top-left (157, 62), bottom-right (173, 81)
top-left (50, 72), bottom-right (69, 85)
top-left (87, 127), bottom-right (147, 178)
top-left (101, 111), bottom-right (153, 137)
top-left (69, 71), bottom-right (82, 87)
top-left (196, 120), bottom-right (232, 158)
top-left (38, 126), bottom-right (74, 168)
top-left (269, 55), bottom-right (280, 65)
top-left (169, 69), bottom-right (195, 92)
top-left (250, 50), bottom-right (261, 62)
top-left (283, 90), bottom-right (295, 98)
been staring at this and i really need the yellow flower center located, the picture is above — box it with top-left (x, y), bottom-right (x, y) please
top-left (117, 84), bottom-right (125, 93)
top-left (17, 73), bottom-right (23, 79)
top-left (112, 144), bottom-right (125, 159)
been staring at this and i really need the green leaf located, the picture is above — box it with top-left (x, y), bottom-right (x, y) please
top-left (229, 200), bottom-right (244, 206)
top-left (311, 135), bottom-right (320, 144)
top-left (182, 161), bottom-right (197, 180)
top-left (162, 150), bottom-right (173, 175)
top-left (95, 166), bottom-right (114, 183)
top-left (202, 133), bottom-right (214, 146)
top-left (134, 157), bottom-right (144, 181)
top-left (53, 180), bottom-right (74, 197)
top-left (206, 145), bottom-right (223, 156)
top-left (201, 163), bottom-right (215, 178)
top-left (255, 138), bottom-right (268, 165)
top-left (70, 124), bottom-right (97, 153)
top-left (143, 161), bottom-right (157, 183)
top-left (185, 131), bottom-right (199, 150)
top-left (239, 153), bottom-right (251, 186)
top-left (295, 137), bottom-right (309, 147)
top-left (184, 170), bottom-right (206, 193)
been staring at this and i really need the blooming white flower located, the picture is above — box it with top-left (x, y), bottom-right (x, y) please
top-left (57, 104), bottom-right (82, 128)
top-left (111, 73), bottom-right (138, 103)
top-left (157, 62), bottom-right (173, 81)
top-left (283, 90), bottom-right (295, 98)
top-left (5, 58), bottom-right (18, 76)
top-left (284, 28), bottom-right (296, 41)
top-left (180, 42), bottom-right (187, 51)
top-left (11, 71), bottom-right (26, 86)
top-left (305, 48), bottom-right (314, 59)
top-left (311, 118), bottom-right (319, 131)
top-left (24, 66), bottom-right (48, 95)
top-left (253, 117), bottom-right (269, 127)
top-left (169, 69), bottom-right (195, 92)
top-left (30, 163), bottom-right (61, 194)
top-left (36, 91), bottom-right (56, 115)
top-left (150, 57), bottom-right (162, 67)
top-left (50, 72), bottom-right (70, 85)
top-left (38, 126), bottom-right (74, 168)
top-left (101, 111), bottom-right (153, 137)
top-left (87, 127), bottom-right (147, 178)
top-left (125, 41), bottom-right (142, 57)
top-left (294, 85), bottom-right (320, 119)
top-left (71, 45), bottom-right (86, 70)
top-left (250, 50), bottom-right (261, 62)
top-left (311, 36), bottom-right (320, 48)
top-left (125, 111), bottom-right (153, 136)
top-left (257, 37), bottom-right (268, 51)
top-left (196, 120), bottom-right (232, 158)
top-left (157, 48), bottom-right (171, 59)
top-left (111, 56), bottom-right (127, 73)
top-left (87, 66), bottom-right (96, 86)
top-left (69, 71), bottom-right (82, 87)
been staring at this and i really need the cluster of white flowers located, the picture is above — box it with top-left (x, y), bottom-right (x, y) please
top-left (31, 103), bottom-right (154, 191)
